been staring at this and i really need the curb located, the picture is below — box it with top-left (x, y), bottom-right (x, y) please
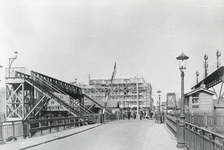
top-left (18, 124), bottom-right (102, 150)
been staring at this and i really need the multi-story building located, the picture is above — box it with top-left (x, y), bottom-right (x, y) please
top-left (78, 77), bottom-right (153, 111)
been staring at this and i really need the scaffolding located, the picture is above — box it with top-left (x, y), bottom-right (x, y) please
top-left (79, 77), bottom-right (153, 110)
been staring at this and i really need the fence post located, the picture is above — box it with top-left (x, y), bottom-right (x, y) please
top-left (48, 121), bottom-right (51, 133)
top-left (27, 121), bottom-right (31, 138)
top-left (192, 127), bottom-right (196, 150)
top-left (0, 123), bottom-right (5, 145)
top-left (12, 121), bottom-right (15, 137)
top-left (176, 118), bottom-right (179, 139)
top-left (213, 108), bottom-right (216, 132)
top-left (204, 113), bottom-right (208, 128)
top-left (22, 120), bottom-right (27, 139)
top-left (39, 122), bottom-right (42, 135)
top-left (63, 119), bottom-right (66, 130)
top-left (198, 130), bottom-right (203, 150)
top-left (222, 139), bottom-right (224, 150)
top-left (57, 120), bottom-right (59, 132)
top-left (209, 133), bottom-right (213, 150)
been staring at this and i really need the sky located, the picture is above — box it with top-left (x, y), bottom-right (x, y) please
top-left (0, 0), bottom-right (224, 103)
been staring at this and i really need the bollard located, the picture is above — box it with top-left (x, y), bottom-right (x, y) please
top-left (0, 123), bottom-right (5, 145)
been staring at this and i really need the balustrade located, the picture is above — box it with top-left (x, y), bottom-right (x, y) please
top-left (166, 113), bottom-right (224, 150)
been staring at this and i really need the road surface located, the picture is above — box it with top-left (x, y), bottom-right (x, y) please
top-left (28, 119), bottom-right (178, 150)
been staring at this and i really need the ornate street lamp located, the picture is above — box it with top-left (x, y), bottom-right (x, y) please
top-left (8, 51), bottom-right (18, 78)
top-left (157, 90), bottom-right (162, 123)
top-left (176, 52), bottom-right (189, 148)
top-left (0, 65), bottom-right (2, 81)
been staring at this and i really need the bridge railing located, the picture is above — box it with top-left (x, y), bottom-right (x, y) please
top-left (185, 112), bottom-right (224, 134)
top-left (166, 113), bottom-right (224, 150)
top-left (24, 114), bottom-right (101, 137)
top-left (191, 57), bottom-right (224, 88)
top-left (5, 67), bottom-right (31, 79)
top-left (0, 114), bottom-right (101, 143)
top-left (0, 120), bottom-right (24, 140)
top-left (185, 122), bottom-right (224, 150)
top-left (166, 114), bottom-right (178, 137)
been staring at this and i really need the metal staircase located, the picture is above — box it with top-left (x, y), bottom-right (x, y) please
top-left (5, 68), bottom-right (93, 120)
top-left (30, 71), bottom-right (94, 114)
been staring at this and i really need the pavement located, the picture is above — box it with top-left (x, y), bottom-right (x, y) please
top-left (0, 121), bottom-right (183, 150)
top-left (142, 123), bottom-right (183, 150)
top-left (0, 123), bottom-right (102, 150)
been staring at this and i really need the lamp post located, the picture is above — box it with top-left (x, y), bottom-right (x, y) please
top-left (136, 77), bottom-right (139, 119)
top-left (176, 52), bottom-right (189, 148)
top-left (0, 65), bottom-right (2, 81)
top-left (8, 51), bottom-right (18, 78)
top-left (157, 90), bottom-right (161, 123)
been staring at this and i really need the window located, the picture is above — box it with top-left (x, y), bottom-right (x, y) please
top-left (192, 97), bottom-right (199, 108)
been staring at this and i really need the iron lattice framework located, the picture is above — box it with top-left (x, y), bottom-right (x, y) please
top-left (191, 55), bottom-right (224, 105)
top-left (5, 67), bottom-right (93, 121)
top-left (79, 77), bottom-right (153, 110)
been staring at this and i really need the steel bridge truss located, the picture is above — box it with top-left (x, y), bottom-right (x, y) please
top-left (5, 67), bottom-right (93, 121)
top-left (192, 59), bottom-right (224, 105)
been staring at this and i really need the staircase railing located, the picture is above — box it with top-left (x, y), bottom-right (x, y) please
top-left (31, 71), bottom-right (94, 115)
top-left (25, 78), bottom-right (80, 117)
top-left (12, 68), bottom-right (93, 118)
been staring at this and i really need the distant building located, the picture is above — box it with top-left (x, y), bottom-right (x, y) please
top-left (78, 77), bottom-right (153, 112)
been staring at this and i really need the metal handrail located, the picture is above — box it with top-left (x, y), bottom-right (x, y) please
top-left (5, 67), bottom-right (31, 79)
top-left (6, 67), bottom-right (93, 116)
top-left (31, 72), bottom-right (94, 115)
top-left (185, 122), bottom-right (224, 150)
top-left (30, 71), bottom-right (94, 115)
top-left (191, 57), bottom-right (224, 88)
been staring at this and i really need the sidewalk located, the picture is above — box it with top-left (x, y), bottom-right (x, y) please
top-left (143, 123), bottom-right (183, 150)
top-left (0, 123), bottom-right (102, 150)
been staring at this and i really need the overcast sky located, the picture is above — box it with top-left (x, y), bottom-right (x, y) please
top-left (0, 0), bottom-right (224, 102)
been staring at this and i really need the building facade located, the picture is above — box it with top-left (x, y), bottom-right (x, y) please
top-left (78, 77), bottom-right (153, 111)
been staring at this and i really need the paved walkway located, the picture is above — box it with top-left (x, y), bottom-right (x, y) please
top-left (142, 123), bottom-right (182, 150)
top-left (0, 123), bottom-right (102, 150)
top-left (0, 121), bottom-right (183, 150)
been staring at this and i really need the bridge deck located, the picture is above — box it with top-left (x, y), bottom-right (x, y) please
top-left (192, 66), bottom-right (224, 89)
top-left (0, 120), bottom-right (180, 150)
